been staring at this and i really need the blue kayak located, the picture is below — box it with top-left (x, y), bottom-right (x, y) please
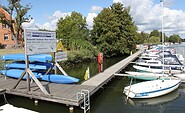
top-left (1, 54), bottom-right (52, 62)
top-left (0, 69), bottom-right (42, 79)
top-left (5, 61), bottom-right (53, 70)
top-left (41, 74), bottom-right (79, 84)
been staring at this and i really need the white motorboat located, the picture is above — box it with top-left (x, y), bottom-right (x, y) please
top-left (123, 77), bottom-right (181, 98)
top-left (140, 49), bottom-right (184, 64)
top-left (133, 55), bottom-right (185, 74)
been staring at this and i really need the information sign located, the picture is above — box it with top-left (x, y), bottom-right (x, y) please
top-left (25, 29), bottom-right (56, 55)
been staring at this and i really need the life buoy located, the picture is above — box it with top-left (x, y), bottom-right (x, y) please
top-left (98, 52), bottom-right (103, 64)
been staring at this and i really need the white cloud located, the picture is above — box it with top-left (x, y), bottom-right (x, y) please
top-left (86, 12), bottom-right (97, 29)
top-left (22, 19), bottom-right (39, 29)
top-left (113, 0), bottom-right (185, 38)
top-left (23, 11), bottom-right (71, 31)
top-left (23, 9), bottom-right (97, 31)
top-left (86, 5), bottom-right (102, 29)
top-left (91, 5), bottom-right (103, 13)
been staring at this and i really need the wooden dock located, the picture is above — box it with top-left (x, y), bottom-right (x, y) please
top-left (0, 50), bottom-right (142, 107)
top-left (81, 50), bottom-right (142, 94)
top-left (0, 89), bottom-right (5, 95)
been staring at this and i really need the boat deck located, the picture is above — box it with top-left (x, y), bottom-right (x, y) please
top-left (0, 50), bottom-right (142, 106)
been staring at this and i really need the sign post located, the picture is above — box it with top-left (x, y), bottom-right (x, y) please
top-left (12, 29), bottom-right (56, 95)
top-left (54, 52), bottom-right (68, 75)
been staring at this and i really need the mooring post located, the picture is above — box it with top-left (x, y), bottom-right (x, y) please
top-left (69, 106), bottom-right (74, 113)
top-left (34, 99), bottom-right (38, 106)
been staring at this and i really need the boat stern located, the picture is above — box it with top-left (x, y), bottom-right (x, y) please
top-left (123, 87), bottom-right (136, 98)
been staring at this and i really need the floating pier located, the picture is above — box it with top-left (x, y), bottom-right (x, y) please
top-left (0, 50), bottom-right (142, 107)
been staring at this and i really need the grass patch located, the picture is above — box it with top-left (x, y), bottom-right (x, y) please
top-left (0, 48), bottom-right (24, 69)
top-left (0, 48), bottom-right (24, 56)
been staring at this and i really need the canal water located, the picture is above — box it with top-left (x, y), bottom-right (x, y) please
top-left (1, 53), bottom-right (185, 113)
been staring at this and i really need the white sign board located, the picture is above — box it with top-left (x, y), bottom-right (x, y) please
top-left (55, 52), bottom-right (67, 62)
top-left (25, 29), bottom-right (56, 55)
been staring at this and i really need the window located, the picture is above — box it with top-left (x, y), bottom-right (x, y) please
top-left (4, 34), bottom-right (8, 40)
top-left (2, 23), bottom-right (6, 28)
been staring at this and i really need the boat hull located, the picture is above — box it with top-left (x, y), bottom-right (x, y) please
top-left (1, 54), bottom-right (52, 62)
top-left (5, 61), bottom-right (53, 70)
top-left (123, 78), bottom-right (181, 98)
top-left (133, 65), bottom-right (182, 74)
top-left (125, 71), bottom-right (169, 81)
top-left (41, 74), bottom-right (79, 84)
top-left (0, 69), bottom-right (42, 79)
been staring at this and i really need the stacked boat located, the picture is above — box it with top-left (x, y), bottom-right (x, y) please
top-left (0, 53), bottom-right (79, 84)
top-left (123, 45), bottom-right (183, 99)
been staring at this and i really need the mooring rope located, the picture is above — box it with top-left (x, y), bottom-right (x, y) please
top-left (3, 94), bottom-right (9, 104)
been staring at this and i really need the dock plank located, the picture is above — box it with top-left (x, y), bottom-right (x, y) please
top-left (81, 50), bottom-right (142, 87)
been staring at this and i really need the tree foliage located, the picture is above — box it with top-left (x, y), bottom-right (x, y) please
top-left (56, 12), bottom-right (91, 51)
top-left (149, 36), bottom-right (160, 44)
top-left (136, 31), bottom-right (149, 44)
top-left (90, 3), bottom-right (137, 57)
top-left (169, 34), bottom-right (182, 44)
top-left (150, 30), bottom-right (169, 42)
top-left (56, 12), bottom-right (98, 62)
top-left (0, 0), bottom-right (31, 48)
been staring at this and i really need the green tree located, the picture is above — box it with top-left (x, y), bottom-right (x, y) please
top-left (169, 34), bottom-right (182, 44)
top-left (150, 30), bottom-right (160, 37)
top-left (56, 12), bottom-right (90, 51)
top-left (0, 0), bottom-right (32, 48)
top-left (136, 31), bottom-right (149, 44)
top-left (90, 3), bottom-right (137, 57)
top-left (149, 30), bottom-right (169, 43)
top-left (149, 36), bottom-right (160, 44)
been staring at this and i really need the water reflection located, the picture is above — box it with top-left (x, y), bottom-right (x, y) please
top-left (63, 56), bottom-right (126, 81)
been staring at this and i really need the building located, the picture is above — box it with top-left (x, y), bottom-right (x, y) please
top-left (0, 6), bottom-right (23, 48)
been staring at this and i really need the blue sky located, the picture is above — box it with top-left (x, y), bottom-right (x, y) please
top-left (23, 0), bottom-right (113, 24)
top-left (1, 0), bottom-right (113, 24)
top-left (1, 0), bottom-right (185, 38)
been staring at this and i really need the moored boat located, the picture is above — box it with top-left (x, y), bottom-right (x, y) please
top-left (133, 54), bottom-right (185, 74)
top-left (125, 71), bottom-right (169, 80)
top-left (123, 77), bottom-right (181, 98)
